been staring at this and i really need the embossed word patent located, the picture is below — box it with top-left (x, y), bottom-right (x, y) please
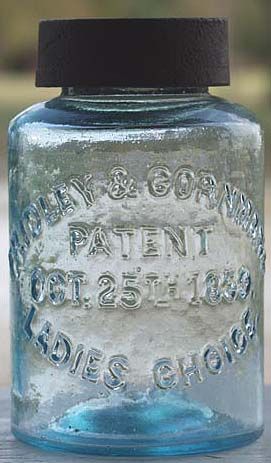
top-left (9, 163), bottom-right (265, 391)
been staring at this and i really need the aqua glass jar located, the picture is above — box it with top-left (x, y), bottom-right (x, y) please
top-left (8, 18), bottom-right (265, 456)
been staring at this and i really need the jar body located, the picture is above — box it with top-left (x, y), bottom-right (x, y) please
top-left (8, 91), bottom-right (265, 456)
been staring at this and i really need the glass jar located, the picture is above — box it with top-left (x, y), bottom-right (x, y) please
top-left (8, 19), bottom-right (265, 456)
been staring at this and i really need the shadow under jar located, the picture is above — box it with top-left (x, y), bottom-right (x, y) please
top-left (8, 18), bottom-right (265, 456)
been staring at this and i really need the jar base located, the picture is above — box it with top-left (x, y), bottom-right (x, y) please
top-left (12, 425), bottom-right (263, 457)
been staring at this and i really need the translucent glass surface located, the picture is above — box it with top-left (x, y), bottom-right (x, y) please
top-left (8, 90), bottom-right (265, 456)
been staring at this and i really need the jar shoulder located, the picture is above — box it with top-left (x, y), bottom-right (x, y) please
top-left (8, 94), bottom-right (262, 136)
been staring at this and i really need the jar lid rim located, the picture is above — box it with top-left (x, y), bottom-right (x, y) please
top-left (36, 17), bottom-right (230, 88)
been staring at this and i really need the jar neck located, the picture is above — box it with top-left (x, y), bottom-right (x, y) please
top-left (62, 86), bottom-right (209, 97)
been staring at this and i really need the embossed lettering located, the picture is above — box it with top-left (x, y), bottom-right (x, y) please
top-left (98, 272), bottom-right (117, 308)
top-left (205, 271), bottom-right (222, 306)
top-left (34, 321), bottom-right (52, 356)
top-left (238, 267), bottom-right (251, 301)
top-left (189, 272), bottom-right (201, 306)
top-left (88, 227), bottom-right (112, 256)
top-left (120, 273), bottom-right (142, 310)
top-left (193, 226), bottom-right (213, 256)
top-left (230, 325), bottom-right (248, 355)
top-left (145, 273), bottom-right (160, 304)
top-left (21, 203), bottom-right (42, 240)
top-left (23, 305), bottom-right (37, 340)
top-left (113, 227), bottom-right (134, 259)
top-left (203, 345), bottom-right (223, 374)
top-left (47, 270), bottom-right (66, 306)
top-left (153, 358), bottom-right (178, 389)
top-left (69, 222), bottom-right (89, 256)
top-left (164, 226), bottom-right (187, 257)
top-left (242, 308), bottom-right (258, 340)
top-left (222, 270), bottom-right (238, 303)
top-left (178, 354), bottom-right (203, 387)
top-left (49, 331), bottom-right (72, 366)
top-left (196, 170), bottom-right (217, 209)
top-left (219, 183), bottom-right (239, 218)
top-left (52, 183), bottom-right (74, 215)
top-left (31, 267), bottom-right (46, 303)
top-left (148, 165), bottom-right (171, 197)
top-left (70, 174), bottom-right (95, 207)
top-left (82, 347), bottom-right (103, 383)
top-left (38, 195), bottom-right (60, 226)
top-left (9, 231), bottom-right (24, 279)
top-left (69, 344), bottom-right (85, 376)
top-left (220, 336), bottom-right (235, 364)
top-left (104, 355), bottom-right (129, 391)
top-left (142, 227), bottom-right (161, 257)
top-left (67, 271), bottom-right (87, 306)
top-left (235, 193), bottom-right (253, 230)
top-left (108, 166), bottom-right (137, 199)
top-left (174, 167), bottom-right (195, 199)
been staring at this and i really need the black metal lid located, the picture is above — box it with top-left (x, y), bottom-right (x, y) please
top-left (36, 18), bottom-right (230, 88)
